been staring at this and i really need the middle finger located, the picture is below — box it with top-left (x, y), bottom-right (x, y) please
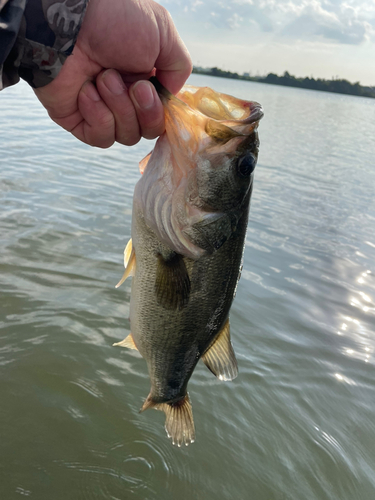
top-left (96, 69), bottom-right (141, 146)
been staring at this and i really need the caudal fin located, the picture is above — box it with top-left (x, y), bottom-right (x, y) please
top-left (141, 393), bottom-right (195, 447)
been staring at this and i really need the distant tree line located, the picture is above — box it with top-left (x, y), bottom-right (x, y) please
top-left (192, 67), bottom-right (375, 99)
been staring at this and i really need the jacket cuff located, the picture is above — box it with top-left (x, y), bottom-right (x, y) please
top-left (0, 0), bottom-right (27, 90)
top-left (3, 0), bottom-right (89, 89)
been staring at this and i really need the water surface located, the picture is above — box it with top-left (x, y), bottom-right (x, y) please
top-left (1, 74), bottom-right (375, 500)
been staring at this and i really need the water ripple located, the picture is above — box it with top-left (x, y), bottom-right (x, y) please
top-left (2, 76), bottom-right (375, 500)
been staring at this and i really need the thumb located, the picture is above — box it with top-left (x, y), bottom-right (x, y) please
top-left (154, 8), bottom-right (192, 95)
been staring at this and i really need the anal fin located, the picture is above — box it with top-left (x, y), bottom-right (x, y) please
top-left (113, 333), bottom-right (138, 350)
top-left (141, 393), bottom-right (195, 447)
top-left (201, 318), bottom-right (238, 381)
top-left (116, 239), bottom-right (136, 288)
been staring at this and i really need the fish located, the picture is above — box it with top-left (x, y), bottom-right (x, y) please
top-left (115, 78), bottom-right (263, 446)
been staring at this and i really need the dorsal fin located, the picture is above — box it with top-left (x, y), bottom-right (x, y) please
top-left (201, 318), bottom-right (238, 381)
top-left (113, 333), bottom-right (138, 350)
top-left (141, 393), bottom-right (195, 447)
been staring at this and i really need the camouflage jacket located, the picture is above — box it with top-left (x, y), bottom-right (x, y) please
top-left (0, 0), bottom-right (88, 90)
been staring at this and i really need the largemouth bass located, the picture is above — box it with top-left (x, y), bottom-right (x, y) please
top-left (115, 78), bottom-right (263, 446)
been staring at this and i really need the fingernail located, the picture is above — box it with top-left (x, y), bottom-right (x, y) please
top-left (132, 81), bottom-right (155, 110)
top-left (83, 81), bottom-right (100, 102)
top-left (103, 69), bottom-right (125, 95)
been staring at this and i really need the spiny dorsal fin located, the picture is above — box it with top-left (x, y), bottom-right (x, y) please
top-left (155, 253), bottom-right (190, 310)
top-left (141, 393), bottom-right (195, 447)
top-left (113, 333), bottom-right (138, 350)
top-left (115, 242), bottom-right (136, 288)
top-left (201, 318), bottom-right (238, 381)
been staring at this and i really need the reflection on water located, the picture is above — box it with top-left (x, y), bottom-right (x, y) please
top-left (1, 75), bottom-right (375, 500)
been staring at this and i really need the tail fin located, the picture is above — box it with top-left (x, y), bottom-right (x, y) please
top-left (141, 393), bottom-right (195, 447)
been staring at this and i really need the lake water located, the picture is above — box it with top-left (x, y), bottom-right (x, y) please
top-left (1, 73), bottom-right (375, 500)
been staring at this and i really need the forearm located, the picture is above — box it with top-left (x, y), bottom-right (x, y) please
top-left (0, 0), bottom-right (88, 90)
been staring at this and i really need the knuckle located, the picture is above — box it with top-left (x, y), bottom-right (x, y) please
top-left (97, 111), bottom-right (115, 130)
top-left (117, 105), bottom-right (138, 123)
top-left (92, 136), bottom-right (115, 149)
top-left (116, 131), bottom-right (140, 147)
top-left (158, 4), bottom-right (172, 24)
top-left (85, 127), bottom-right (114, 149)
top-left (142, 128), bottom-right (160, 140)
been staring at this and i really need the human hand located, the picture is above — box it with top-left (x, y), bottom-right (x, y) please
top-left (33, 0), bottom-right (192, 148)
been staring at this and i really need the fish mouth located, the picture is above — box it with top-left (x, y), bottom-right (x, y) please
top-left (220, 100), bottom-right (263, 138)
top-left (149, 76), bottom-right (262, 160)
top-left (150, 77), bottom-right (263, 130)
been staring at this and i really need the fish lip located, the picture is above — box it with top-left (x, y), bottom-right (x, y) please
top-left (247, 103), bottom-right (264, 124)
top-left (234, 102), bottom-right (263, 126)
top-left (221, 103), bottom-right (263, 136)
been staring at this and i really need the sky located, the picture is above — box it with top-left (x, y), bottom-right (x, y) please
top-left (158, 0), bottom-right (375, 86)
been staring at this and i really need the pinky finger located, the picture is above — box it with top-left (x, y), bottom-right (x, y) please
top-left (73, 81), bottom-right (116, 148)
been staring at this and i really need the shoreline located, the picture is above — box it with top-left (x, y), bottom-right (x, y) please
top-left (192, 68), bottom-right (375, 100)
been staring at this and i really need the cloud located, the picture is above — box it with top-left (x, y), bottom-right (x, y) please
top-left (227, 13), bottom-right (244, 29)
top-left (281, 1), bottom-right (374, 44)
top-left (160, 0), bottom-right (375, 44)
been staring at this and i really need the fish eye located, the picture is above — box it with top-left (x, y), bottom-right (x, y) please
top-left (237, 154), bottom-right (257, 177)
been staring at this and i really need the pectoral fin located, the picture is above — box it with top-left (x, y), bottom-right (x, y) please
top-left (113, 333), bottom-right (138, 350)
top-left (155, 253), bottom-right (190, 310)
top-left (141, 393), bottom-right (195, 447)
top-left (115, 240), bottom-right (136, 288)
top-left (201, 319), bottom-right (238, 381)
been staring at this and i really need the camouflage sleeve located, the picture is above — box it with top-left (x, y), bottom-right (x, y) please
top-left (0, 0), bottom-right (88, 90)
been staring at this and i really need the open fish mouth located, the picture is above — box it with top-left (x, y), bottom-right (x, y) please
top-left (150, 76), bottom-right (263, 128)
top-left (148, 77), bottom-right (263, 159)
